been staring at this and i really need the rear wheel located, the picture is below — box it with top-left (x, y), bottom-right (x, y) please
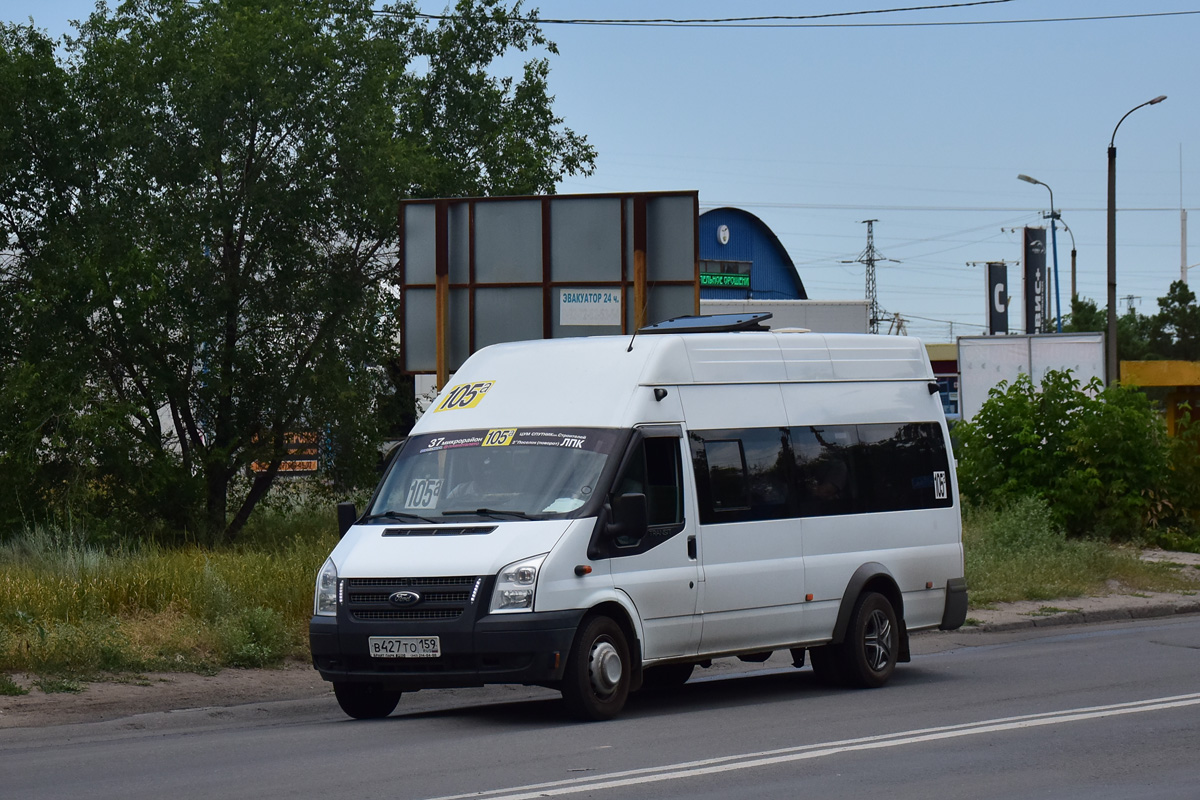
top-left (836, 592), bottom-right (898, 688)
top-left (640, 662), bottom-right (694, 690)
top-left (333, 682), bottom-right (402, 719)
top-left (561, 615), bottom-right (631, 721)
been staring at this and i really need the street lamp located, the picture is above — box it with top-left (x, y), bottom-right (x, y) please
top-left (1017, 173), bottom-right (1062, 332)
top-left (1058, 219), bottom-right (1077, 304)
top-left (1107, 94), bottom-right (1167, 385)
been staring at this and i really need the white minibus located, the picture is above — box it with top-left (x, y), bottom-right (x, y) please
top-left (309, 314), bottom-right (967, 720)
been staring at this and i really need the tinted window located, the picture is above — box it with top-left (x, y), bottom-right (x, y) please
top-left (690, 421), bottom-right (953, 523)
top-left (792, 425), bottom-right (861, 517)
top-left (691, 428), bottom-right (791, 523)
top-left (644, 437), bottom-right (684, 526)
top-left (702, 439), bottom-right (749, 512)
top-left (617, 437), bottom-right (685, 527)
top-left (857, 422), bottom-right (952, 512)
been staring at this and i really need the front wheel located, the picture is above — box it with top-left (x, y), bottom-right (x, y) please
top-left (836, 592), bottom-right (898, 688)
top-left (333, 682), bottom-right (402, 719)
top-left (561, 615), bottom-right (631, 721)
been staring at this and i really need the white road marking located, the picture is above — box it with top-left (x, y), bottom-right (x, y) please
top-left (424, 692), bottom-right (1200, 800)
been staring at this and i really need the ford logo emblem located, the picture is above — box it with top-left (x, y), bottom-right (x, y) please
top-left (388, 591), bottom-right (421, 607)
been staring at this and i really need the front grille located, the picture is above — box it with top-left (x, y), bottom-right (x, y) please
top-left (352, 591), bottom-right (470, 604)
top-left (344, 576), bottom-right (483, 625)
top-left (352, 609), bottom-right (461, 621)
top-left (349, 577), bottom-right (476, 588)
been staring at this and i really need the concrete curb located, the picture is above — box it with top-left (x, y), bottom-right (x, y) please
top-left (956, 593), bottom-right (1200, 634)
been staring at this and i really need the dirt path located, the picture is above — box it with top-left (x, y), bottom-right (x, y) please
top-left (0, 659), bottom-right (330, 729)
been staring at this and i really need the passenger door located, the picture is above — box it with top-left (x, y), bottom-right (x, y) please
top-left (606, 426), bottom-right (702, 660)
top-left (688, 424), bottom-right (808, 654)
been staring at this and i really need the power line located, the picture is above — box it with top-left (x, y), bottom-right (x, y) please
top-left (410, 7), bottom-right (1200, 29)
top-left (412, 1), bottom-right (1015, 26)
top-left (708, 201), bottom-right (1200, 213)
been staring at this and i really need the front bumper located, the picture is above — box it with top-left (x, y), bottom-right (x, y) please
top-left (309, 609), bottom-right (584, 691)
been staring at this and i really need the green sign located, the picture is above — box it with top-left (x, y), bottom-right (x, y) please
top-left (700, 273), bottom-right (751, 288)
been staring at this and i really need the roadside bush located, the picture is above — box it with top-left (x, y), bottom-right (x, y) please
top-left (956, 371), bottom-right (1169, 540)
top-left (216, 607), bottom-right (293, 669)
top-left (1146, 404), bottom-right (1200, 552)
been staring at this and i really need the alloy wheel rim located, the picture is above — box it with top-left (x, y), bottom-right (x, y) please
top-left (863, 609), bottom-right (893, 672)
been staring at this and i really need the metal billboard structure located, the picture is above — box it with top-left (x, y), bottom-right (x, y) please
top-left (957, 332), bottom-right (1105, 421)
top-left (397, 191), bottom-right (700, 387)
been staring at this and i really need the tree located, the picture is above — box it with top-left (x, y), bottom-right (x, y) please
top-left (1061, 295), bottom-right (1155, 361)
top-left (1062, 296), bottom-right (1105, 333)
top-left (0, 0), bottom-right (595, 544)
top-left (1149, 280), bottom-right (1200, 361)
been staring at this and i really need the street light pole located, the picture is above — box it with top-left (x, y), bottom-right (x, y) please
top-left (1017, 174), bottom-right (1062, 332)
top-left (1059, 219), bottom-right (1077, 305)
top-left (1107, 95), bottom-right (1167, 385)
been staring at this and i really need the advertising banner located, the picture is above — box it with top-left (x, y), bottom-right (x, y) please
top-left (1023, 227), bottom-right (1047, 333)
top-left (986, 261), bottom-right (1008, 335)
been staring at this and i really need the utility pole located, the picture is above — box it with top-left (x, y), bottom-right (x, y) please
top-left (1122, 294), bottom-right (1140, 314)
top-left (842, 220), bottom-right (897, 334)
top-left (886, 312), bottom-right (909, 336)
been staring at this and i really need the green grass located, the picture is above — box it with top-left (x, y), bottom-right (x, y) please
top-left (33, 676), bottom-right (84, 694)
top-left (964, 496), bottom-right (1193, 607)
top-left (0, 674), bottom-right (29, 695)
top-left (0, 506), bottom-right (338, 679)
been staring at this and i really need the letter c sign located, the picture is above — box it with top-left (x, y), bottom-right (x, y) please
top-left (986, 262), bottom-right (1009, 335)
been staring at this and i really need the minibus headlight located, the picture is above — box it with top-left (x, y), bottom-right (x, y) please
top-left (314, 558), bottom-right (339, 616)
top-left (490, 554), bottom-right (547, 614)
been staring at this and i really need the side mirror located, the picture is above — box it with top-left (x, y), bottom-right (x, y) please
top-left (606, 492), bottom-right (648, 546)
top-left (337, 502), bottom-right (357, 538)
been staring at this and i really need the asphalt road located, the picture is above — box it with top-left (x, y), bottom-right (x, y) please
top-left (3, 616), bottom-right (1199, 800)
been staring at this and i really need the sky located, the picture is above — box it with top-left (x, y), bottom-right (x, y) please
top-left (8, 0), bottom-right (1200, 342)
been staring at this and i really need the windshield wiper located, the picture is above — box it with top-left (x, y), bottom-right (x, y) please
top-left (360, 509), bottom-right (437, 524)
top-left (442, 508), bottom-right (539, 521)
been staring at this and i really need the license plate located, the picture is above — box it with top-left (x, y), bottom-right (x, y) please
top-left (368, 636), bottom-right (441, 658)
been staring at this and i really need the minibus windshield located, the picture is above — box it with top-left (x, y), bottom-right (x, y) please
top-left (368, 428), bottom-right (622, 521)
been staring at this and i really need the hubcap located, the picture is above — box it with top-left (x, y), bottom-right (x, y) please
top-left (588, 639), bottom-right (623, 696)
top-left (863, 609), bottom-right (893, 672)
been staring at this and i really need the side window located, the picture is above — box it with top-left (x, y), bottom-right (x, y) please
top-left (858, 422), bottom-right (952, 511)
top-left (691, 428), bottom-right (791, 523)
top-left (792, 425), bottom-right (861, 517)
top-left (644, 437), bottom-right (684, 527)
top-left (703, 439), bottom-right (749, 513)
top-left (615, 436), bottom-right (684, 528)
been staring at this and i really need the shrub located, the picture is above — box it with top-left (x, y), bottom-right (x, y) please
top-left (217, 607), bottom-right (292, 668)
top-left (956, 371), bottom-right (1169, 540)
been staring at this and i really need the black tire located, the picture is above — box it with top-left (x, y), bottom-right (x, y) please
top-left (333, 682), bottom-right (402, 719)
top-left (640, 662), bottom-right (694, 690)
top-left (561, 615), bottom-right (631, 721)
top-left (835, 591), bottom-right (898, 689)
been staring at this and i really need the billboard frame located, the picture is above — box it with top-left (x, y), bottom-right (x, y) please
top-left (397, 191), bottom-right (700, 386)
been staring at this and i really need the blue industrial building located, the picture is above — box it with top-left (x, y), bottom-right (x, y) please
top-left (698, 207), bottom-right (808, 300)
